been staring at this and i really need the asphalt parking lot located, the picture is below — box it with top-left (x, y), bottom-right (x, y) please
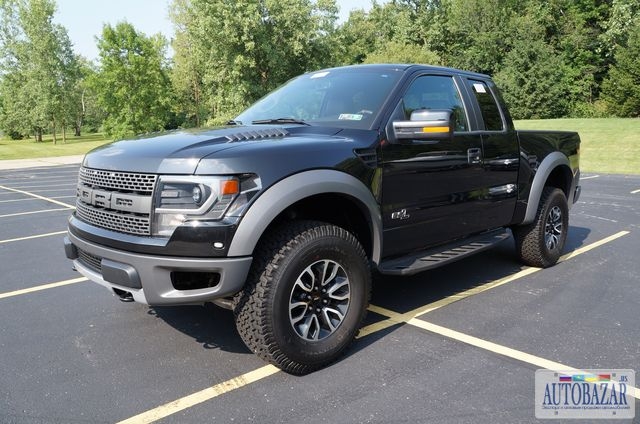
top-left (0, 164), bottom-right (638, 424)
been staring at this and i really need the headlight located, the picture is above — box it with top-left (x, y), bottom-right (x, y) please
top-left (152, 176), bottom-right (242, 236)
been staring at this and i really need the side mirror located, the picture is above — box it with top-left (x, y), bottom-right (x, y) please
top-left (392, 109), bottom-right (453, 141)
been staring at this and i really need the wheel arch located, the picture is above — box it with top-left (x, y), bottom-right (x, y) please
top-left (227, 170), bottom-right (382, 264)
top-left (521, 152), bottom-right (573, 225)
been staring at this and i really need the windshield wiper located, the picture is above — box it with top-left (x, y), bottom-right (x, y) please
top-left (226, 119), bottom-right (242, 125)
top-left (251, 118), bottom-right (310, 126)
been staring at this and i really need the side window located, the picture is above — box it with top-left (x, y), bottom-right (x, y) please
top-left (469, 80), bottom-right (504, 131)
top-left (402, 75), bottom-right (468, 132)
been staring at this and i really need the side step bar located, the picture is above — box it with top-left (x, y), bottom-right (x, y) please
top-left (378, 228), bottom-right (511, 276)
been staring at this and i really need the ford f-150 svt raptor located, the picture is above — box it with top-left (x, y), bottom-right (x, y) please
top-left (64, 64), bottom-right (581, 374)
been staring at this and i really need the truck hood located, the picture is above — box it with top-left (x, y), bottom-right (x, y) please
top-left (81, 126), bottom-right (346, 174)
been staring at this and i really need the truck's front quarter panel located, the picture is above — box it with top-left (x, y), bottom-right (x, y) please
top-left (64, 126), bottom-right (382, 305)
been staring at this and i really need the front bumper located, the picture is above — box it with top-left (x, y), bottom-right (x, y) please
top-left (64, 231), bottom-right (252, 305)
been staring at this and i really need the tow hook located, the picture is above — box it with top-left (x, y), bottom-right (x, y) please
top-left (113, 288), bottom-right (134, 302)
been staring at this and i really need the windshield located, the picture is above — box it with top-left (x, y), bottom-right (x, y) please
top-left (234, 67), bottom-right (403, 130)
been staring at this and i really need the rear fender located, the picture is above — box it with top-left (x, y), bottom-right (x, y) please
top-left (522, 152), bottom-right (571, 225)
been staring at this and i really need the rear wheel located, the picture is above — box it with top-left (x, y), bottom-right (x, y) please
top-left (233, 220), bottom-right (371, 375)
top-left (513, 187), bottom-right (568, 268)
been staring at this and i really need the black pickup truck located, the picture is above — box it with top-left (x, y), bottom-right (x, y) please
top-left (64, 64), bottom-right (581, 374)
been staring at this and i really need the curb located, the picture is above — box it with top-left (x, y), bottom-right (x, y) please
top-left (0, 155), bottom-right (84, 170)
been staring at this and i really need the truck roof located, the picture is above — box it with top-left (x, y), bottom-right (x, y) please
top-left (312, 63), bottom-right (491, 80)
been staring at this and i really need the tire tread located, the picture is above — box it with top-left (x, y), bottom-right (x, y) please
top-left (233, 220), bottom-right (370, 375)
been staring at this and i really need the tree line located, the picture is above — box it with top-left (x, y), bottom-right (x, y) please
top-left (1, 0), bottom-right (639, 141)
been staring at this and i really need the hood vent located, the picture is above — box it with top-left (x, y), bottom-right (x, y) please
top-left (225, 128), bottom-right (289, 142)
top-left (354, 148), bottom-right (378, 168)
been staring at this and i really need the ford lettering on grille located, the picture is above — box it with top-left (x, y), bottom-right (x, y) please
top-left (75, 167), bottom-right (157, 235)
top-left (77, 183), bottom-right (152, 214)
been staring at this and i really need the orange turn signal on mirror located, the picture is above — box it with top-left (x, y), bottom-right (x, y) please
top-left (422, 126), bottom-right (450, 133)
top-left (221, 179), bottom-right (239, 195)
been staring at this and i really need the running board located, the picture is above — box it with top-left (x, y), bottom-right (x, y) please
top-left (378, 229), bottom-right (511, 276)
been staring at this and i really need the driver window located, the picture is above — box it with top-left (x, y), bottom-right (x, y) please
top-left (402, 75), bottom-right (469, 132)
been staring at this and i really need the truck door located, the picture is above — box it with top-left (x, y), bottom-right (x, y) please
top-left (463, 78), bottom-right (519, 229)
top-left (380, 74), bottom-right (488, 258)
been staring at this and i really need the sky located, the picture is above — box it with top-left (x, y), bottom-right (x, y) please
top-left (53, 0), bottom-right (380, 62)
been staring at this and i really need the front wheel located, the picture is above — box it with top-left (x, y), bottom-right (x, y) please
top-left (513, 187), bottom-right (569, 268)
top-left (233, 220), bottom-right (371, 375)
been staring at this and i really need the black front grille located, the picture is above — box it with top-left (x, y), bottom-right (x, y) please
top-left (79, 168), bottom-right (157, 194)
top-left (76, 200), bottom-right (151, 235)
top-left (75, 167), bottom-right (155, 236)
top-left (78, 248), bottom-right (102, 273)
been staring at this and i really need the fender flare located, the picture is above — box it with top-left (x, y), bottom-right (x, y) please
top-left (227, 170), bottom-right (383, 264)
top-left (521, 151), bottom-right (570, 225)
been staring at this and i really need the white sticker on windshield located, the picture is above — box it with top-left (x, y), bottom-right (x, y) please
top-left (338, 114), bottom-right (363, 121)
top-left (473, 83), bottom-right (487, 93)
top-left (310, 71), bottom-right (330, 79)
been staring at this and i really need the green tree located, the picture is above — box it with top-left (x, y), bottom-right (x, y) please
top-left (363, 40), bottom-right (440, 64)
top-left (170, 0), bottom-right (206, 127)
top-left (438, 0), bottom-right (518, 74)
top-left (601, 22), bottom-right (640, 116)
top-left (0, 0), bottom-right (79, 142)
top-left (68, 57), bottom-right (103, 136)
top-left (93, 22), bottom-right (173, 139)
top-left (333, 1), bottom-right (443, 66)
top-left (494, 15), bottom-right (570, 120)
top-left (170, 0), bottom-right (338, 124)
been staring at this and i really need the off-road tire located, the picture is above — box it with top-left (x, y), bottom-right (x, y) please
top-left (513, 187), bottom-right (568, 268)
top-left (233, 220), bottom-right (371, 375)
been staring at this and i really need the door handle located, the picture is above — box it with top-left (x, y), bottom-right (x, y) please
top-left (467, 147), bottom-right (482, 164)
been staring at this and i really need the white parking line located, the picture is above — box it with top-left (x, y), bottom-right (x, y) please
top-left (581, 175), bottom-right (600, 180)
top-left (0, 196), bottom-right (75, 204)
top-left (0, 208), bottom-right (71, 218)
top-left (0, 230), bottom-right (67, 244)
top-left (0, 197), bottom-right (39, 204)
top-left (631, 189), bottom-right (640, 194)
top-left (1, 182), bottom-right (76, 189)
top-left (0, 188), bottom-right (76, 194)
top-left (0, 184), bottom-right (75, 208)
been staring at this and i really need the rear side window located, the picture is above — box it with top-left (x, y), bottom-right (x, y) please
top-left (469, 80), bottom-right (503, 131)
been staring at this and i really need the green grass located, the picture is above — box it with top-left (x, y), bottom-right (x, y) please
top-left (514, 118), bottom-right (640, 175)
top-left (1, 119), bottom-right (638, 174)
top-left (0, 132), bottom-right (113, 160)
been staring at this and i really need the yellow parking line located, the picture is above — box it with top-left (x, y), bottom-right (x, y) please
top-left (364, 304), bottom-right (640, 400)
top-left (116, 365), bottom-right (281, 424)
top-left (111, 230), bottom-right (633, 423)
top-left (559, 230), bottom-right (629, 261)
top-left (0, 277), bottom-right (87, 300)
top-left (407, 318), bottom-right (640, 400)
top-left (360, 231), bottom-right (630, 337)
top-left (0, 208), bottom-right (71, 218)
top-left (0, 184), bottom-right (75, 208)
top-left (0, 230), bottom-right (67, 244)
